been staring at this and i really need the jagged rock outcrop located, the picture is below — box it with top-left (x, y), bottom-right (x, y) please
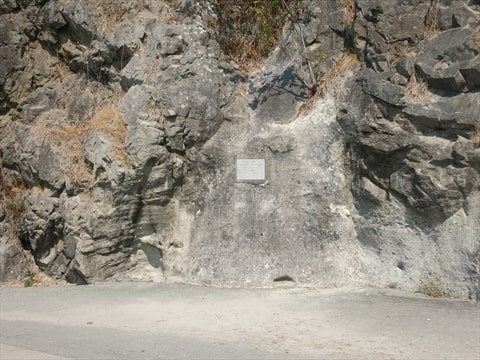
top-left (340, 0), bottom-right (480, 299)
top-left (0, 0), bottom-right (478, 299)
top-left (0, 0), bottom-right (239, 283)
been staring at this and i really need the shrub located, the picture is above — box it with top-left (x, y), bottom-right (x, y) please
top-left (0, 167), bottom-right (26, 229)
top-left (418, 278), bottom-right (448, 298)
top-left (23, 273), bottom-right (36, 287)
top-left (212, 0), bottom-right (299, 69)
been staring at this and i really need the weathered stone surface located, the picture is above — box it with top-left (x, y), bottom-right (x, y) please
top-left (249, 66), bottom-right (307, 124)
top-left (0, 0), bottom-right (18, 14)
top-left (413, 28), bottom-right (480, 92)
top-left (331, 0), bottom-right (480, 299)
top-left (437, 0), bottom-right (480, 30)
top-left (354, 0), bottom-right (430, 71)
top-left (460, 55), bottom-right (480, 91)
top-left (0, 237), bottom-right (31, 282)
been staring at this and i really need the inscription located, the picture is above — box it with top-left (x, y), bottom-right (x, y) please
top-left (236, 159), bottom-right (265, 181)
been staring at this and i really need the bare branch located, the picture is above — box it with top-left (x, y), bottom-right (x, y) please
top-left (280, 0), bottom-right (317, 90)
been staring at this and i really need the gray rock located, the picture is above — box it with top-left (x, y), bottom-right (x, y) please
top-left (43, 1), bottom-right (67, 30)
top-left (413, 28), bottom-right (480, 92)
top-left (437, 0), bottom-right (480, 30)
top-left (0, 236), bottom-right (31, 282)
top-left (361, 176), bottom-right (388, 204)
top-left (0, 0), bottom-right (18, 13)
top-left (59, 3), bottom-right (95, 46)
top-left (0, 45), bottom-right (18, 87)
top-left (0, 203), bottom-right (5, 222)
top-left (460, 55), bottom-right (480, 91)
top-left (396, 58), bottom-right (414, 79)
top-left (338, 2), bottom-right (479, 298)
top-left (267, 135), bottom-right (295, 154)
top-left (354, 0), bottom-right (429, 71)
top-left (415, 62), bottom-right (466, 92)
top-left (67, 92), bottom-right (95, 122)
top-left (249, 65), bottom-right (307, 124)
top-left (357, 69), bottom-right (405, 106)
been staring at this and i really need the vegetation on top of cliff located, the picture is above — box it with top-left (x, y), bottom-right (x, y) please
top-left (211, 0), bottom-right (358, 97)
top-left (212, 0), bottom-right (299, 68)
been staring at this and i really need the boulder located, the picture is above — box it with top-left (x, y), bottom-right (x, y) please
top-left (413, 28), bottom-right (480, 92)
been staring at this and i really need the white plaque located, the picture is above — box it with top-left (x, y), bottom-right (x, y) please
top-left (236, 159), bottom-right (265, 181)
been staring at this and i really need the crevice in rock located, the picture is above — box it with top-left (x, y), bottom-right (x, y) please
top-left (273, 275), bottom-right (295, 282)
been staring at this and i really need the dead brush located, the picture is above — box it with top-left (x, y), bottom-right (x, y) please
top-left (473, 31), bottom-right (480, 49)
top-left (88, 106), bottom-right (129, 164)
top-left (340, 0), bottom-right (356, 26)
top-left (33, 106), bottom-right (128, 185)
top-left (95, 0), bottom-right (148, 28)
top-left (161, 4), bottom-right (187, 25)
top-left (404, 74), bottom-right (430, 104)
top-left (0, 168), bottom-right (27, 226)
top-left (318, 52), bottom-right (361, 97)
top-left (212, 0), bottom-right (298, 71)
top-left (424, 0), bottom-right (440, 39)
top-left (223, 37), bottom-right (264, 73)
top-left (385, 43), bottom-right (414, 68)
top-left (418, 278), bottom-right (448, 298)
top-left (474, 126), bottom-right (480, 147)
top-left (47, 122), bottom-right (92, 184)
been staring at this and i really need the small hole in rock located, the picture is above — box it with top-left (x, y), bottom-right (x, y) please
top-left (273, 275), bottom-right (294, 282)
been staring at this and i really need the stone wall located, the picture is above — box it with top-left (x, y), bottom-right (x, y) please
top-left (0, 0), bottom-right (478, 299)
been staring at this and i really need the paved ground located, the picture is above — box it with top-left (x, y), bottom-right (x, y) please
top-left (0, 283), bottom-right (479, 360)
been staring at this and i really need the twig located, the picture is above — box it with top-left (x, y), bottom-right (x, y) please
top-left (280, 0), bottom-right (317, 91)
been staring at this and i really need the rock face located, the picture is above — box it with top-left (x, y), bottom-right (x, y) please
top-left (0, 0), bottom-right (479, 299)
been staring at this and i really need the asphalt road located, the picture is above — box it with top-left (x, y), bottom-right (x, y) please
top-left (1, 283), bottom-right (479, 359)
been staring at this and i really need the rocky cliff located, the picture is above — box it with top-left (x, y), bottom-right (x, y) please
top-left (1, 0), bottom-right (479, 299)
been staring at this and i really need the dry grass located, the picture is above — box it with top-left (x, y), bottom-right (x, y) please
top-left (418, 278), bottom-right (448, 298)
top-left (96, 0), bottom-right (149, 27)
top-left (33, 106), bottom-right (128, 185)
top-left (424, 0), bottom-right (440, 39)
top-left (385, 43), bottom-right (414, 68)
top-left (90, 107), bottom-right (127, 149)
top-left (318, 52), bottom-right (361, 96)
top-left (473, 31), bottom-right (480, 49)
top-left (0, 168), bottom-right (27, 226)
top-left (94, 1), bottom-right (185, 29)
top-left (48, 122), bottom-right (92, 184)
top-left (340, 0), bottom-right (356, 26)
top-left (404, 74), bottom-right (430, 104)
top-left (474, 126), bottom-right (480, 147)
top-left (6, 272), bottom-right (70, 288)
top-left (89, 106), bottom-right (129, 163)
